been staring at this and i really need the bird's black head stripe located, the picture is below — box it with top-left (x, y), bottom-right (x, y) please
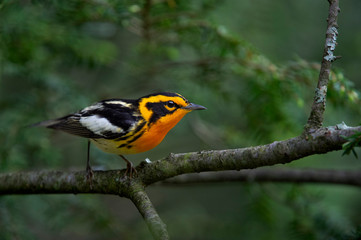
top-left (146, 101), bottom-right (178, 124)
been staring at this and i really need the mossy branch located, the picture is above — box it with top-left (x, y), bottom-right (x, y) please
top-left (0, 125), bottom-right (359, 239)
top-left (1, 125), bottom-right (360, 196)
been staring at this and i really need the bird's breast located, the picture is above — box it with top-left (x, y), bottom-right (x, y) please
top-left (131, 110), bottom-right (188, 153)
top-left (91, 109), bottom-right (188, 155)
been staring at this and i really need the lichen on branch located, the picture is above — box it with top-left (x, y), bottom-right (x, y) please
top-left (305, 0), bottom-right (341, 132)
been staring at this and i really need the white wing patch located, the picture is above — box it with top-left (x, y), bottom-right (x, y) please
top-left (79, 115), bottom-right (123, 136)
top-left (104, 100), bottom-right (133, 108)
top-left (81, 103), bottom-right (104, 112)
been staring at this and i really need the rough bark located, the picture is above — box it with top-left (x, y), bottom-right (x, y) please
top-left (0, 125), bottom-right (360, 195)
top-left (305, 0), bottom-right (340, 132)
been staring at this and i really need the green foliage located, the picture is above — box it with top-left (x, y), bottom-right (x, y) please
top-left (1, 0), bottom-right (361, 239)
top-left (342, 132), bottom-right (361, 158)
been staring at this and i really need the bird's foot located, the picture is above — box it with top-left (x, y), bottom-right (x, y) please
top-left (124, 161), bottom-right (138, 178)
top-left (119, 155), bottom-right (137, 179)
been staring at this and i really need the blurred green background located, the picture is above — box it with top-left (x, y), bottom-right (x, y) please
top-left (1, 0), bottom-right (361, 239)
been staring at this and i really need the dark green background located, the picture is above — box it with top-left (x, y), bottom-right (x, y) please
top-left (1, 0), bottom-right (361, 239)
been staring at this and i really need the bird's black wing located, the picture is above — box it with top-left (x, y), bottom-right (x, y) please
top-left (32, 114), bottom-right (104, 138)
top-left (33, 99), bottom-right (142, 139)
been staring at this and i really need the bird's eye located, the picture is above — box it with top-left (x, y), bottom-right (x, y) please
top-left (167, 101), bottom-right (175, 108)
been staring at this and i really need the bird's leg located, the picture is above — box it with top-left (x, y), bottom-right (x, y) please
top-left (86, 140), bottom-right (94, 183)
top-left (119, 155), bottom-right (137, 178)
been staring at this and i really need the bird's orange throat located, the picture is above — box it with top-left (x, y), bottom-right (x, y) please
top-left (131, 109), bottom-right (190, 153)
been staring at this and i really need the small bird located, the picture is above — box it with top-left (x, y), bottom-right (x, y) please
top-left (33, 92), bottom-right (206, 178)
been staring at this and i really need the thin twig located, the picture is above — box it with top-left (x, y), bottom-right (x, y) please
top-left (305, 0), bottom-right (340, 132)
top-left (160, 168), bottom-right (361, 187)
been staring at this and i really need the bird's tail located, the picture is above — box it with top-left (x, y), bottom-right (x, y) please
top-left (30, 115), bottom-right (72, 129)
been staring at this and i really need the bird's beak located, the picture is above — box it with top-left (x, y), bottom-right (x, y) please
top-left (182, 102), bottom-right (207, 111)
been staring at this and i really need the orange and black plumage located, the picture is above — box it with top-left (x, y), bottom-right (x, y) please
top-left (34, 92), bottom-right (206, 177)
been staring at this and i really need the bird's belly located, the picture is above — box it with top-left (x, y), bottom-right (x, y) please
top-left (91, 134), bottom-right (164, 155)
top-left (91, 138), bottom-right (137, 155)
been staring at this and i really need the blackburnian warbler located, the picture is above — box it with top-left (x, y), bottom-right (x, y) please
top-left (34, 92), bottom-right (206, 178)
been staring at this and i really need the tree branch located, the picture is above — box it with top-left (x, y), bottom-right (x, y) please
top-left (0, 170), bottom-right (127, 195)
top-left (0, 171), bottom-right (170, 239)
top-left (139, 125), bottom-right (359, 186)
top-left (160, 168), bottom-right (361, 187)
top-left (1, 125), bottom-right (359, 195)
top-left (305, 0), bottom-right (340, 132)
top-left (127, 182), bottom-right (169, 240)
